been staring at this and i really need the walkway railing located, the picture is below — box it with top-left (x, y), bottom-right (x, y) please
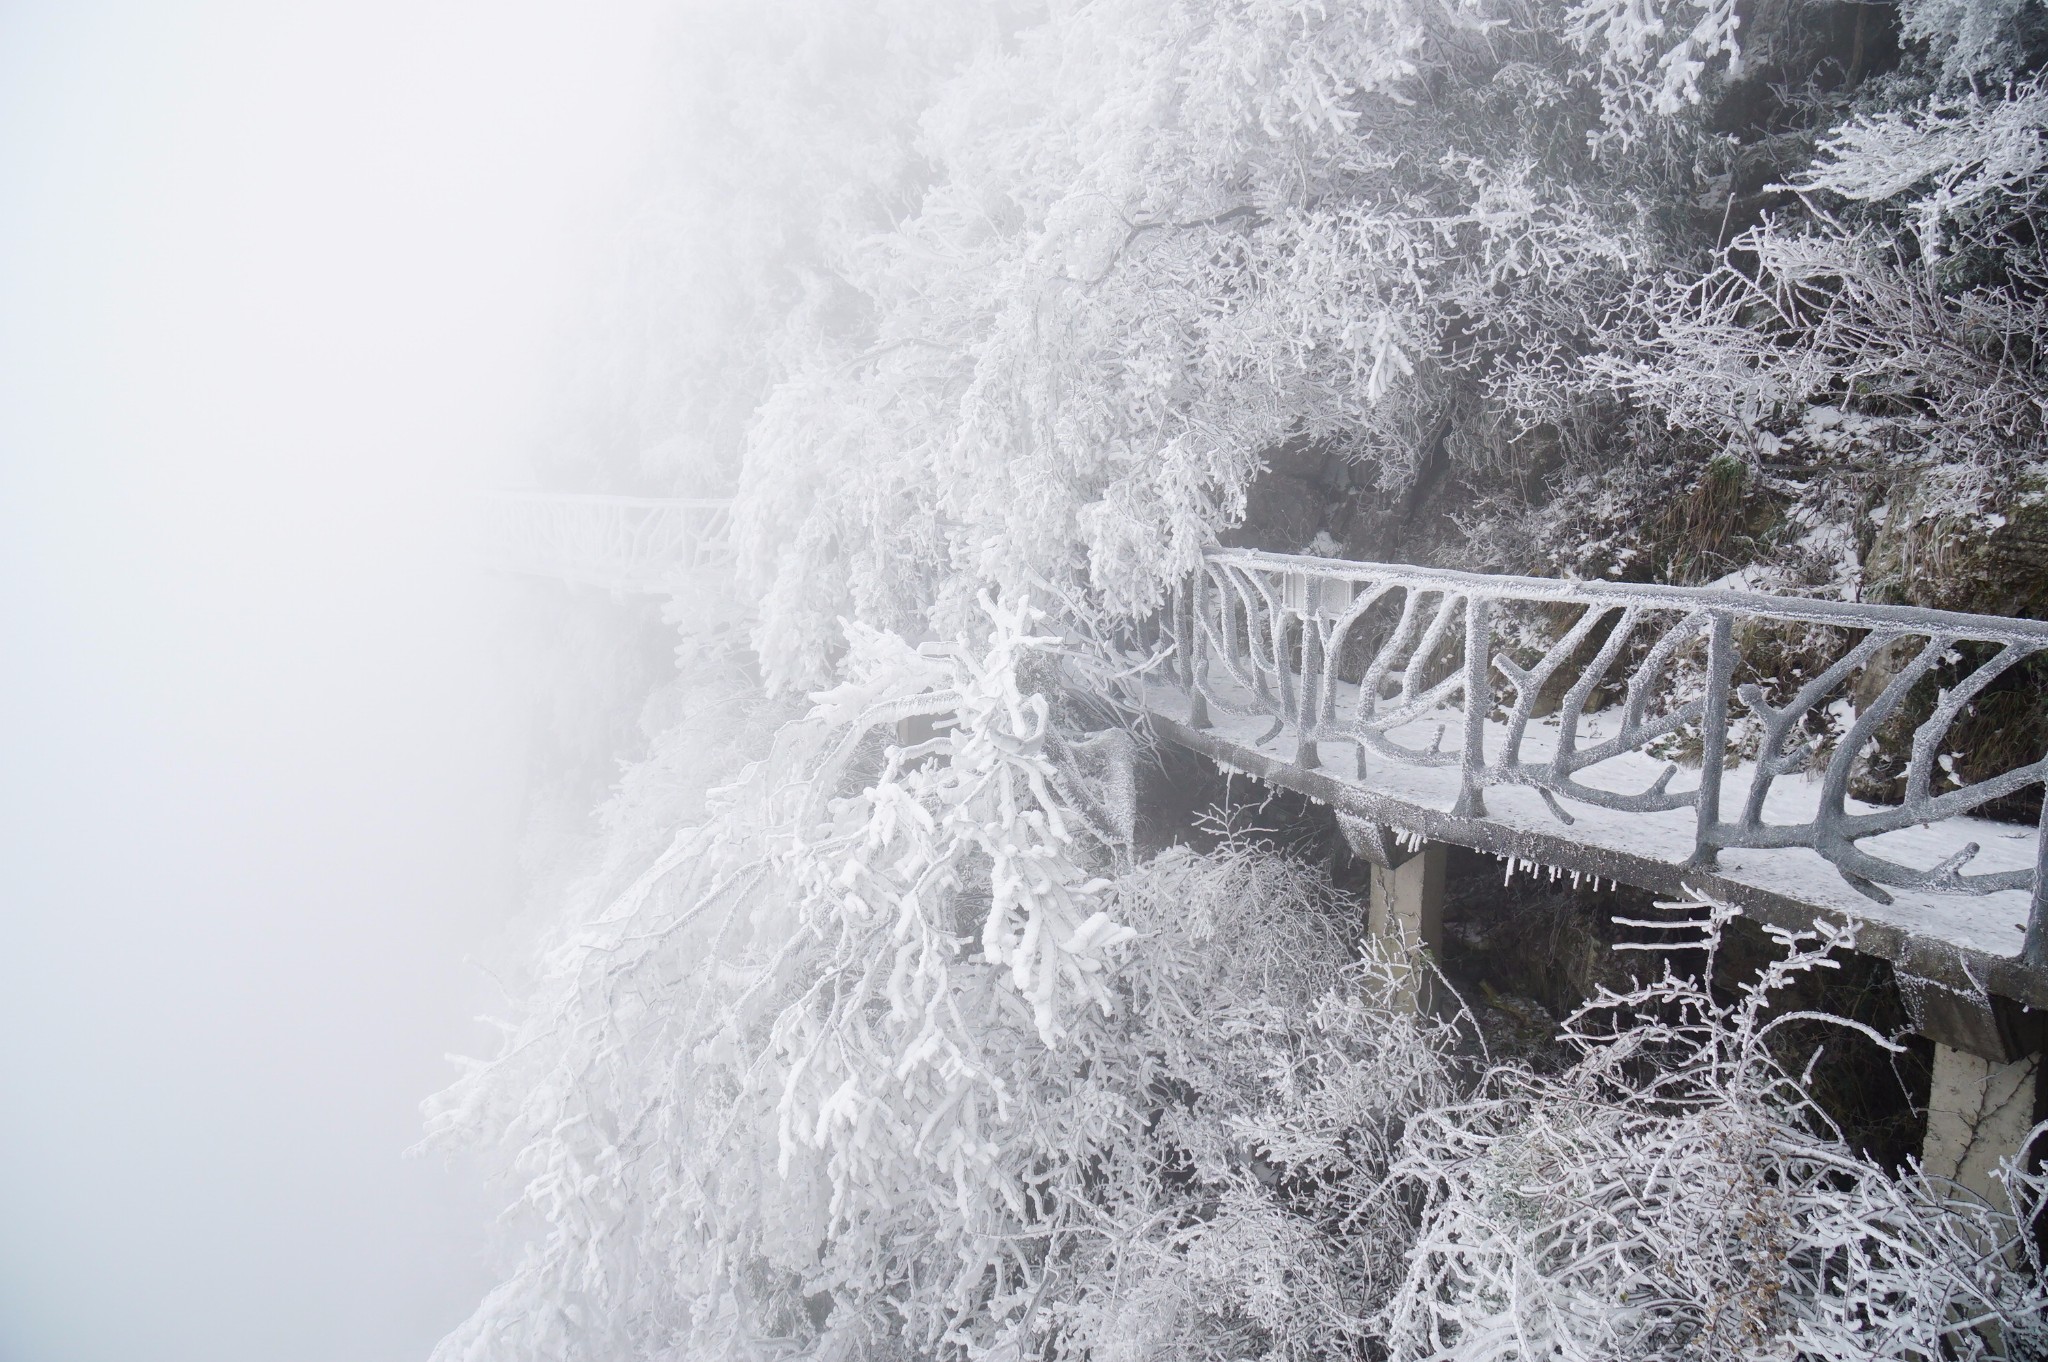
top-left (1157, 548), bottom-right (2048, 963)
top-left (479, 492), bottom-right (732, 593)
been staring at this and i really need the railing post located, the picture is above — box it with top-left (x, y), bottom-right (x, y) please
top-left (1184, 569), bottom-right (1210, 729)
top-left (1272, 576), bottom-right (1299, 731)
top-left (1691, 609), bottom-right (1734, 868)
top-left (1455, 595), bottom-right (1490, 818)
top-left (1369, 841), bottom-right (1447, 1015)
top-left (1297, 621), bottom-right (1322, 769)
top-left (2025, 790), bottom-right (2048, 968)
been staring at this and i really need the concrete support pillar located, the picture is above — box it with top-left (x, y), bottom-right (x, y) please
top-left (1922, 1043), bottom-right (2040, 1211)
top-left (1367, 842), bottom-right (1445, 1012)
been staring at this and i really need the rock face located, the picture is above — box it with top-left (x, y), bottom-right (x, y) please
top-left (1864, 470), bottom-right (2048, 621)
top-left (1219, 434), bottom-right (1467, 564)
top-left (1226, 469), bottom-right (1325, 554)
top-left (1217, 440), bottom-right (1353, 556)
top-left (1852, 471), bottom-right (2048, 822)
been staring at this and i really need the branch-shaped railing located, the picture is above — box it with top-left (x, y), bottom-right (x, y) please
top-left (1160, 549), bottom-right (2048, 963)
top-left (479, 492), bottom-right (732, 592)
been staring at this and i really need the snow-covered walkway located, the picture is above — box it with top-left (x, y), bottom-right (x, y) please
top-left (1136, 548), bottom-right (2048, 1007)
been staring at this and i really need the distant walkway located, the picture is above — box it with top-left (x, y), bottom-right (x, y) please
top-left (478, 491), bottom-right (731, 593)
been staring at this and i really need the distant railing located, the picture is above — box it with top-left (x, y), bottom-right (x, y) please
top-left (478, 492), bottom-right (732, 593)
top-left (1159, 548), bottom-right (2048, 962)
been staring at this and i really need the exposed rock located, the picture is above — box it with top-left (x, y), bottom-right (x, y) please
top-left (1852, 468), bottom-right (2048, 821)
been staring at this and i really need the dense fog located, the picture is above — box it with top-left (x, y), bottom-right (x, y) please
top-left (0, 4), bottom-right (663, 1359)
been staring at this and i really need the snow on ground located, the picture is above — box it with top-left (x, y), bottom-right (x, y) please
top-left (1142, 677), bottom-right (2037, 960)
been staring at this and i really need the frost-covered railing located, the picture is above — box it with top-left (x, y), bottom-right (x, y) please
top-left (1160, 548), bottom-right (2048, 962)
top-left (478, 492), bottom-right (732, 592)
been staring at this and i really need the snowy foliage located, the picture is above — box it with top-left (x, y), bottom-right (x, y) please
top-left (566, 0), bottom-right (1670, 686)
top-left (1565, 0), bottom-right (1742, 149)
top-left (1799, 79), bottom-right (2048, 250)
top-left (1387, 901), bottom-right (2048, 1360)
top-left (427, 604), bottom-right (1464, 1362)
top-left (734, 0), bottom-right (1457, 684)
top-left (1900, 0), bottom-right (2043, 85)
top-left (1577, 72), bottom-right (2048, 551)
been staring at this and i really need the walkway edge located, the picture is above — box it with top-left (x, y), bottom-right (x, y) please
top-left (1149, 711), bottom-right (2048, 1013)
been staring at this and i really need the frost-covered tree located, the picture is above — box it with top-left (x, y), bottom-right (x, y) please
top-left (727, 0), bottom-right (1665, 685)
top-left (1587, 76), bottom-right (2048, 537)
top-left (427, 602), bottom-right (1464, 1362)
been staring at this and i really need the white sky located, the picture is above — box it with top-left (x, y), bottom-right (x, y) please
top-left (0, 2), bottom-right (666, 1358)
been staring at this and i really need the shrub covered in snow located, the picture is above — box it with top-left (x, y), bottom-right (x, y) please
top-left (426, 604), bottom-right (1464, 1362)
top-left (1386, 901), bottom-right (2048, 1361)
